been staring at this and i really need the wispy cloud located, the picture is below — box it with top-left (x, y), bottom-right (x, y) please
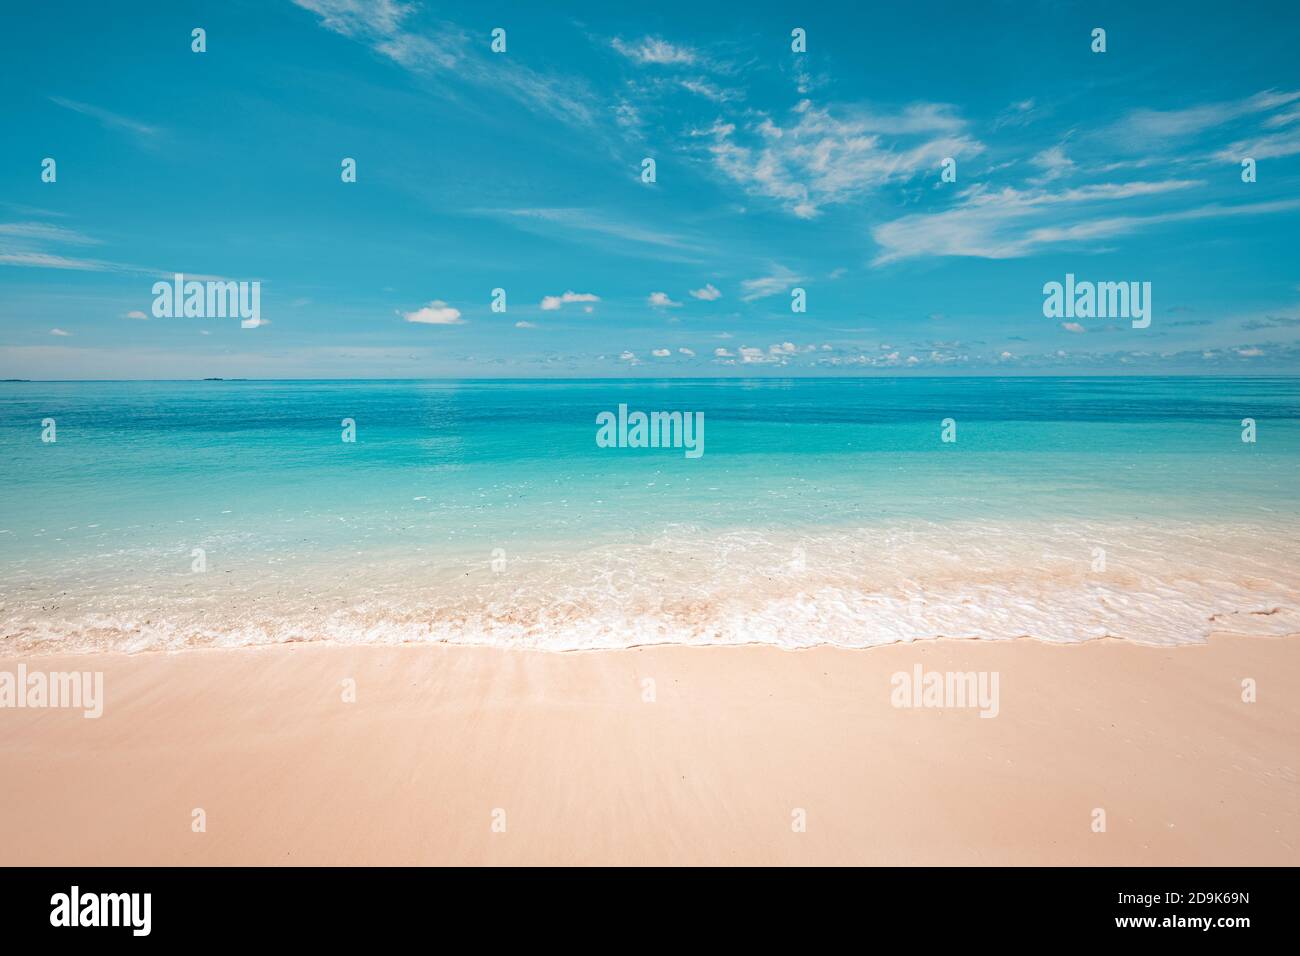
top-left (49, 96), bottom-right (158, 138)
top-left (699, 99), bottom-right (982, 218)
top-left (291, 0), bottom-right (598, 126)
top-left (1109, 89), bottom-right (1300, 142)
top-left (870, 179), bottom-right (1222, 264)
top-left (740, 266), bottom-right (801, 301)
top-left (481, 207), bottom-right (710, 261)
top-left (610, 36), bottom-right (699, 66)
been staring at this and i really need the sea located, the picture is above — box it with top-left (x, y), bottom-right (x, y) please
top-left (2, 376), bottom-right (1297, 653)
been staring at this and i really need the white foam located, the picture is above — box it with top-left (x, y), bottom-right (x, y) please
top-left (2, 520), bottom-right (1297, 654)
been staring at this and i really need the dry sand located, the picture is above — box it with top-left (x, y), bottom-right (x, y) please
top-left (1, 634), bottom-right (1296, 865)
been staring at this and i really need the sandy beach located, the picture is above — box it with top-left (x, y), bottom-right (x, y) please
top-left (1, 633), bottom-right (1296, 866)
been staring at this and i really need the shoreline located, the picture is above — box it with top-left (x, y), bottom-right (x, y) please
top-left (2, 632), bottom-right (1297, 865)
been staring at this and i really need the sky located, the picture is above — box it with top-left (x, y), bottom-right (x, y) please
top-left (1, 0), bottom-right (1299, 379)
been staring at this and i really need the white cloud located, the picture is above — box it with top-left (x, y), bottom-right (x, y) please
top-left (484, 208), bottom-right (707, 260)
top-left (1111, 89), bottom-right (1300, 141)
top-left (652, 348), bottom-right (671, 357)
top-left (49, 96), bottom-right (157, 138)
top-left (292, 1), bottom-right (598, 127)
top-left (678, 347), bottom-right (695, 356)
top-left (611, 36), bottom-right (697, 66)
top-left (0, 222), bottom-right (100, 245)
top-left (402, 300), bottom-right (464, 325)
top-left (619, 350), bottom-right (639, 363)
top-left (540, 290), bottom-right (600, 311)
top-left (647, 291), bottom-right (681, 308)
top-left (740, 266), bottom-right (801, 301)
top-left (514, 321), bottom-right (536, 328)
top-left (1237, 347), bottom-right (1265, 357)
top-left (689, 282), bottom-right (722, 301)
top-left (679, 77), bottom-right (741, 103)
top-left (1061, 322), bottom-right (1086, 333)
top-left (0, 251), bottom-right (115, 271)
top-left (1031, 145), bottom-right (1075, 181)
top-left (713, 347), bottom-right (733, 357)
top-left (124, 310), bottom-right (148, 320)
top-left (1214, 130), bottom-right (1300, 162)
top-left (291, 0), bottom-right (413, 38)
top-left (868, 179), bottom-right (1287, 265)
top-left (701, 100), bottom-right (982, 218)
top-left (50, 328), bottom-right (71, 336)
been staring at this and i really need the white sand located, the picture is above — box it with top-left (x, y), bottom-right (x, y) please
top-left (1, 633), bottom-right (1296, 865)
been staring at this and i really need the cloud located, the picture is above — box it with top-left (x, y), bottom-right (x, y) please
top-left (1214, 130), bottom-right (1300, 162)
top-left (402, 300), bottom-right (463, 324)
top-left (678, 347), bottom-right (695, 356)
top-left (514, 320), bottom-right (537, 328)
top-left (868, 180), bottom-right (1300, 265)
top-left (1061, 322), bottom-right (1086, 333)
top-left (49, 96), bottom-right (157, 138)
top-left (291, 0), bottom-right (412, 37)
top-left (690, 282), bottom-right (722, 301)
top-left (713, 347), bottom-right (733, 357)
top-left (0, 222), bottom-right (100, 245)
top-left (611, 36), bottom-right (697, 66)
top-left (678, 77), bottom-right (742, 103)
top-left (1236, 347), bottom-right (1265, 357)
top-left (1110, 89), bottom-right (1300, 142)
top-left (1031, 145), bottom-right (1075, 181)
top-left (483, 208), bottom-right (709, 261)
top-left (647, 291), bottom-right (681, 308)
top-left (49, 328), bottom-right (71, 337)
top-left (740, 266), bottom-right (801, 301)
top-left (292, 1), bottom-right (598, 126)
top-left (993, 98), bottom-right (1039, 130)
top-left (699, 99), bottom-right (982, 217)
top-left (540, 290), bottom-right (600, 311)
top-left (0, 251), bottom-right (118, 271)
top-left (619, 350), bottom-right (639, 363)
top-left (124, 310), bottom-right (148, 320)
top-left (651, 348), bottom-right (671, 357)
top-left (1240, 314), bottom-right (1300, 330)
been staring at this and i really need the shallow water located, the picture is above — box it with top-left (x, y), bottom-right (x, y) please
top-left (2, 377), bottom-right (1297, 652)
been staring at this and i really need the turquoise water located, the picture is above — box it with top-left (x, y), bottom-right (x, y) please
top-left (1, 377), bottom-right (1298, 652)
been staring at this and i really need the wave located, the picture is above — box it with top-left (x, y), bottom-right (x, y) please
top-left (3, 520), bottom-right (1298, 654)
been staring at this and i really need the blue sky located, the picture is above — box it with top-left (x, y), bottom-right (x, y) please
top-left (1, 0), bottom-right (1298, 378)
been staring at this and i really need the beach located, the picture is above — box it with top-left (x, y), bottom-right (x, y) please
top-left (2, 632), bottom-right (1296, 866)
top-left (3, 377), bottom-right (1298, 865)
